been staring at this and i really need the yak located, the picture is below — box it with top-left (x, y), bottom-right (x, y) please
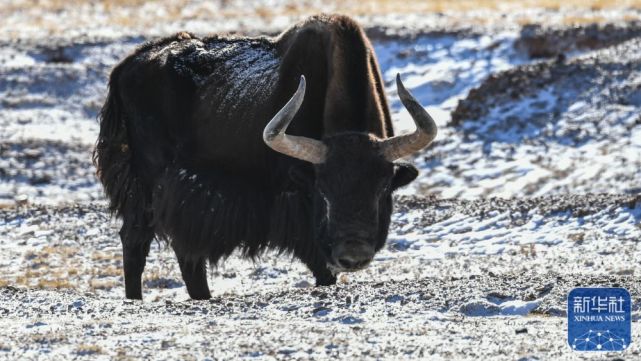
top-left (94, 14), bottom-right (437, 300)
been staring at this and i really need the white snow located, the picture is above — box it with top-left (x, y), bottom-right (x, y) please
top-left (458, 298), bottom-right (541, 316)
top-left (377, 32), bottom-right (523, 134)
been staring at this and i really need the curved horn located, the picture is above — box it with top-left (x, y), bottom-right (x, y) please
top-left (263, 75), bottom-right (327, 164)
top-left (382, 74), bottom-right (438, 161)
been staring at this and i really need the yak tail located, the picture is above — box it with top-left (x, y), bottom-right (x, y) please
top-left (93, 63), bottom-right (147, 219)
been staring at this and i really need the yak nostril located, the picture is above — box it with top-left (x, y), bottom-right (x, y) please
top-left (353, 259), bottom-right (368, 269)
top-left (336, 256), bottom-right (370, 270)
top-left (332, 242), bottom-right (375, 270)
top-left (337, 257), bottom-right (358, 269)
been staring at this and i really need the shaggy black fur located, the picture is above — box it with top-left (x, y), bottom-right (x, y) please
top-left (94, 14), bottom-right (418, 300)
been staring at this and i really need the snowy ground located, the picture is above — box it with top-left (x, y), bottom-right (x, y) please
top-left (1, 3), bottom-right (641, 360)
top-left (2, 195), bottom-right (640, 360)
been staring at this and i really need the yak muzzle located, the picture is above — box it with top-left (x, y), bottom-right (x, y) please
top-left (330, 241), bottom-right (375, 272)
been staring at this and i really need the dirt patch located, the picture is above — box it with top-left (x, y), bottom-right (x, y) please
top-left (515, 21), bottom-right (641, 58)
top-left (395, 193), bottom-right (641, 225)
top-left (0, 140), bottom-right (93, 186)
top-left (450, 36), bottom-right (641, 126)
top-left (4, 193), bottom-right (638, 227)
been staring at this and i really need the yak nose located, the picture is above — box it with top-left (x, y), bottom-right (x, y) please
top-left (332, 241), bottom-right (375, 271)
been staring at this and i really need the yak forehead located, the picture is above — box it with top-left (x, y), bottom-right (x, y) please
top-left (317, 133), bottom-right (392, 190)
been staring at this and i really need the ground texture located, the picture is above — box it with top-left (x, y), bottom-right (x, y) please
top-left (2, 195), bottom-right (641, 360)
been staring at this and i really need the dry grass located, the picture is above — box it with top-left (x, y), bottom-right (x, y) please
top-left (42, 245), bottom-right (78, 257)
top-left (336, 0), bottom-right (641, 14)
top-left (3, 0), bottom-right (641, 33)
top-left (12, 245), bottom-right (84, 289)
top-left (31, 332), bottom-right (68, 344)
top-left (514, 13), bottom-right (613, 25)
top-left (9, 0), bottom-right (641, 13)
top-left (36, 278), bottom-right (73, 289)
top-left (92, 251), bottom-right (119, 261)
top-left (76, 344), bottom-right (104, 356)
top-left (91, 264), bottom-right (122, 277)
top-left (14, 272), bottom-right (74, 289)
top-left (89, 279), bottom-right (119, 290)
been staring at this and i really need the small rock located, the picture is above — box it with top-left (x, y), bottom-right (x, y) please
top-left (459, 299), bottom-right (501, 316)
top-left (14, 194), bottom-right (28, 205)
top-left (312, 307), bottom-right (331, 317)
top-left (339, 316), bottom-right (363, 324)
top-left (385, 295), bottom-right (404, 303)
top-left (294, 280), bottom-right (312, 288)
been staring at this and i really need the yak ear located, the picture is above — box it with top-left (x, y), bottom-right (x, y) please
top-left (391, 163), bottom-right (418, 190)
top-left (288, 163), bottom-right (315, 189)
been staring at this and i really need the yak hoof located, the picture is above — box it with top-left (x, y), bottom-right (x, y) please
top-left (315, 274), bottom-right (337, 287)
top-left (189, 291), bottom-right (212, 300)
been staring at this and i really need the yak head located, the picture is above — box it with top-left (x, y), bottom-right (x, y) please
top-left (263, 74), bottom-right (437, 273)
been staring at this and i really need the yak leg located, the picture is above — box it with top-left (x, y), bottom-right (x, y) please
top-left (120, 222), bottom-right (153, 300)
top-left (175, 254), bottom-right (211, 300)
top-left (302, 255), bottom-right (337, 286)
top-left (313, 267), bottom-right (337, 286)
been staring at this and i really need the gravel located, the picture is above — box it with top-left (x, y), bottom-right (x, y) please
top-left (2, 194), bottom-right (640, 359)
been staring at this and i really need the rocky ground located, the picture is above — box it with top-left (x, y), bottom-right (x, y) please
top-left (1, 194), bottom-right (640, 360)
top-left (2, 2), bottom-right (641, 360)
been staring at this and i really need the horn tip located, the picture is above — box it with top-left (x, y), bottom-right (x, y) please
top-left (396, 73), bottom-right (406, 91)
top-left (296, 74), bottom-right (306, 93)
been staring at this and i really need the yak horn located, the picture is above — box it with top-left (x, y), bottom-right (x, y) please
top-left (263, 75), bottom-right (327, 164)
top-left (382, 74), bottom-right (438, 161)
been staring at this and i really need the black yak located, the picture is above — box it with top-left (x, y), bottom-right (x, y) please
top-left (94, 14), bottom-right (437, 300)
